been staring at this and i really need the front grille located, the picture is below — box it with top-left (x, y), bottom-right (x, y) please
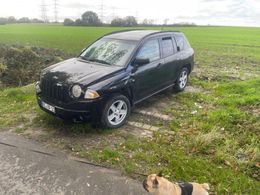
top-left (40, 79), bottom-right (70, 103)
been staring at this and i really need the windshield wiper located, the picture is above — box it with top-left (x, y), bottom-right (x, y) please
top-left (88, 58), bottom-right (112, 65)
top-left (78, 56), bottom-right (88, 61)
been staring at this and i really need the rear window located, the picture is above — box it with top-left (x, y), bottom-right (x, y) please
top-left (161, 37), bottom-right (174, 57)
top-left (175, 34), bottom-right (191, 51)
top-left (175, 35), bottom-right (184, 51)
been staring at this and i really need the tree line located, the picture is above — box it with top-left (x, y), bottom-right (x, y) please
top-left (64, 11), bottom-right (196, 27)
top-left (64, 11), bottom-right (138, 27)
top-left (0, 16), bottom-right (44, 25)
top-left (0, 11), bottom-right (196, 27)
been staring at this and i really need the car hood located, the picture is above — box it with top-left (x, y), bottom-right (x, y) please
top-left (42, 58), bottom-right (124, 85)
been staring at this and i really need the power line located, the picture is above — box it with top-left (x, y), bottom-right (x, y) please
top-left (54, 0), bottom-right (59, 22)
top-left (40, 0), bottom-right (48, 22)
top-left (99, 0), bottom-right (104, 23)
top-left (112, 7), bottom-right (115, 19)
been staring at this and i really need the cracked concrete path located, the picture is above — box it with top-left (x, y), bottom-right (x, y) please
top-left (0, 132), bottom-right (148, 195)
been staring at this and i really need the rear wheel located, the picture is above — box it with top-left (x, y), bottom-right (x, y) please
top-left (174, 67), bottom-right (189, 92)
top-left (101, 95), bottom-right (130, 128)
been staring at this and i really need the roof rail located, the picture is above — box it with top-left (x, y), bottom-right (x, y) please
top-left (140, 30), bottom-right (182, 40)
top-left (102, 29), bottom-right (183, 42)
top-left (148, 30), bottom-right (181, 36)
top-left (103, 29), bottom-right (146, 37)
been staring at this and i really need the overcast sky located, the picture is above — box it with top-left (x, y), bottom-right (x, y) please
top-left (0, 0), bottom-right (260, 26)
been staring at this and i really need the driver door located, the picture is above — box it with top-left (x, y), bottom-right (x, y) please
top-left (132, 38), bottom-right (165, 102)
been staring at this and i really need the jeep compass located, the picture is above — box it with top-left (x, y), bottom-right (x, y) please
top-left (36, 30), bottom-right (194, 128)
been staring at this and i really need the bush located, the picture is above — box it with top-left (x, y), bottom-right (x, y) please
top-left (2, 47), bottom-right (40, 86)
top-left (81, 11), bottom-right (101, 26)
top-left (111, 16), bottom-right (137, 27)
top-left (64, 11), bottom-right (102, 26)
top-left (0, 17), bottom-right (7, 25)
top-left (0, 44), bottom-right (69, 87)
top-left (64, 18), bottom-right (74, 26)
top-left (111, 18), bottom-right (125, 27)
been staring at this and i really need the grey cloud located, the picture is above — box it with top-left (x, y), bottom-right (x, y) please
top-left (176, 0), bottom-right (260, 26)
top-left (200, 0), bottom-right (228, 2)
top-left (63, 3), bottom-right (99, 9)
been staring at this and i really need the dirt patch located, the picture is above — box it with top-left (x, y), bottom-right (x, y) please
top-left (135, 89), bottom-right (174, 114)
top-left (184, 86), bottom-right (203, 93)
top-left (121, 125), bottom-right (153, 138)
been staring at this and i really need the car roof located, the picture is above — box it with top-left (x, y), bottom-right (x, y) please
top-left (104, 30), bottom-right (182, 41)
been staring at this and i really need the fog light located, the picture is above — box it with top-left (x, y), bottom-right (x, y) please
top-left (71, 85), bottom-right (82, 98)
top-left (35, 81), bottom-right (41, 93)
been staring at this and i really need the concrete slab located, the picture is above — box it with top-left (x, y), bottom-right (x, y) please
top-left (0, 132), bottom-right (148, 195)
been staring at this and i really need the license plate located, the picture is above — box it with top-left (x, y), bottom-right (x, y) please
top-left (42, 101), bottom-right (55, 113)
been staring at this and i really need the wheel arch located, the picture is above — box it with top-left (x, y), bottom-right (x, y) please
top-left (118, 87), bottom-right (134, 107)
top-left (105, 86), bottom-right (133, 107)
top-left (184, 63), bottom-right (191, 74)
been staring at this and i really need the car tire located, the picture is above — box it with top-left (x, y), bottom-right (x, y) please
top-left (174, 67), bottom-right (189, 92)
top-left (101, 95), bottom-right (131, 128)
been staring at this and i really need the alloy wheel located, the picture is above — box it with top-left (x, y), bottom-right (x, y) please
top-left (107, 100), bottom-right (128, 126)
top-left (179, 70), bottom-right (188, 89)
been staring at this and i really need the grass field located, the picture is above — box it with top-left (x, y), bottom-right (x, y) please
top-left (0, 24), bottom-right (260, 194)
top-left (0, 24), bottom-right (260, 54)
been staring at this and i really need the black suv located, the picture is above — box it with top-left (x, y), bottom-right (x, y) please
top-left (36, 30), bottom-right (194, 128)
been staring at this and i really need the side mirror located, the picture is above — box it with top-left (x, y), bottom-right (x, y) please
top-left (177, 46), bottom-right (181, 52)
top-left (134, 58), bottom-right (150, 67)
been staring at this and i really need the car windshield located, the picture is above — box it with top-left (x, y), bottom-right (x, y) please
top-left (80, 38), bottom-right (137, 66)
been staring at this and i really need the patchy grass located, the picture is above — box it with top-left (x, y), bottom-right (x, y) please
top-left (0, 79), bottom-right (259, 193)
top-left (0, 84), bottom-right (36, 128)
top-left (80, 79), bottom-right (260, 194)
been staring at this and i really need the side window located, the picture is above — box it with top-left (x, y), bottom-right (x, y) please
top-left (175, 35), bottom-right (184, 51)
top-left (161, 37), bottom-right (174, 57)
top-left (137, 39), bottom-right (160, 62)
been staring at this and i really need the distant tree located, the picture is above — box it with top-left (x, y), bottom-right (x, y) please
top-left (141, 19), bottom-right (154, 26)
top-left (111, 16), bottom-right (138, 27)
top-left (81, 11), bottom-right (101, 26)
top-left (63, 18), bottom-right (74, 26)
top-left (0, 17), bottom-right (7, 25)
top-left (7, 16), bottom-right (16, 23)
top-left (74, 19), bottom-right (83, 26)
top-left (111, 17), bottom-right (125, 26)
top-left (18, 17), bottom-right (31, 23)
top-left (141, 19), bottom-right (149, 26)
top-left (124, 16), bottom-right (137, 26)
top-left (31, 18), bottom-right (44, 23)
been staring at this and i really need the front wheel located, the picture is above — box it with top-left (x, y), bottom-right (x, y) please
top-left (174, 67), bottom-right (189, 92)
top-left (101, 95), bottom-right (130, 128)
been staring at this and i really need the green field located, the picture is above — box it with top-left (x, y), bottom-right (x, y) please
top-left (1, 24), bottom-right (260, 80)
top-left (0, 24), bottom-right (260, 194)
top-left (1, 24), bottom-right (260, 54)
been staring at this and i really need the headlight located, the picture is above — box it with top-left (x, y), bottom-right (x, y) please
top-left (35, 81), bottom-right (41, 93)
top-left (71, 85), bottom-right (82, 98)
top-left (84, 89), bottom-right (100, 99)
